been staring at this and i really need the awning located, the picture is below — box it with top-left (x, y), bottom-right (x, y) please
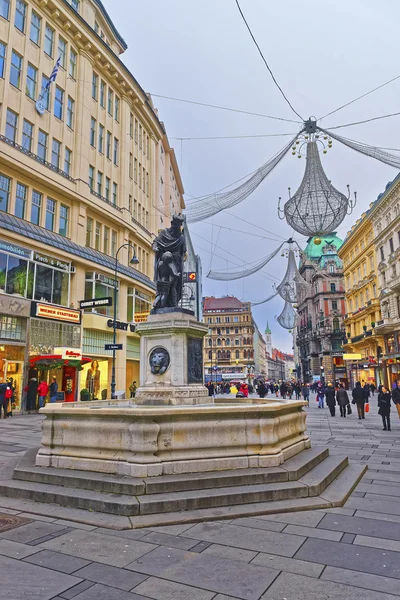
top-left (29, 355), bottom-right (92, 366)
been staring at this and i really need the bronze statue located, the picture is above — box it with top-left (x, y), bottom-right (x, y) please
top-left (153, 215), bottom-right (187, 310)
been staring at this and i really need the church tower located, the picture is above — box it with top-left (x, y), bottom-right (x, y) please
top-left (265, 322), bottom-right (272, 357)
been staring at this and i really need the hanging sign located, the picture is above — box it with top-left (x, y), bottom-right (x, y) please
top-left (80, 297), bottom-right (112, 309)
top-left (31, 302), bottom-right (81, 324)
top-left (54, 347), bottom-right (82, 360)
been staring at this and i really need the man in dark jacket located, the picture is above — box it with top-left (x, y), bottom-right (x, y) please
top-left (336, 384), bottom-right (350, 417)
top-left (325, 383), bottom-right (336, 417)
top-left (352, 381), bottom-right (366, 419)
top-left (392, 382), bottom-right (400, 420)
top-left (0, 382), bottom-right (8, 418)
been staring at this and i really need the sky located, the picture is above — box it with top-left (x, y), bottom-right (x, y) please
top-left (103, 0), bottom-right (400, 352)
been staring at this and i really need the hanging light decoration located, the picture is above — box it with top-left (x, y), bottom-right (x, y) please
top-left (276, 300), bottom-right (298, 330)
top-left (275, 243), bottom-right (309, 303)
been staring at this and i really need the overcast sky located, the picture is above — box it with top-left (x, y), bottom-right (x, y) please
top-left (104, 0), bottom-right (400, 352)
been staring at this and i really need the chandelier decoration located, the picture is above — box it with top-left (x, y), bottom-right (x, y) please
top-left (276, 300), bottom-right (298, 330)
top-left (275, 243), bottom-right (309, 302)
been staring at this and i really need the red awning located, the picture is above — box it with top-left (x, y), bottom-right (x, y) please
top-left (29, 355), bottom-right (92, 366)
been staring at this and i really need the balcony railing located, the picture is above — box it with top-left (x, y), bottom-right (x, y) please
top-left (131, 216), bottom-right (151, 236)
top-left (90, 190), bottom-right (122, 212)
top-left (0, 135), bottom-right (75, 182)
top-left (351, 334), bottom-right (365, 343)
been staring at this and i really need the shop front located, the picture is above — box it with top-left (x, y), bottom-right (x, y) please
top-left (384, 332), bottom-right (400, 386)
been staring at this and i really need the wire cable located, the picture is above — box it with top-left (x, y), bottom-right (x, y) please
top-left (149, 93), bottom-right (299, 124)
top-left (326, 110), bottom-right (400, 131)
top-left (319, 75), bottom-right (400, 121)
top-left (235, 0), bottom-right (303, 121)
top-left (171, 131), bottom-right (297, 141)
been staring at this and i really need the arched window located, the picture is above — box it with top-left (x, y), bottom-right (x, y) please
top-left (235, 349), bottom-right (240, 359)
top-left (329, 264), bottom-right (335, 273)
top-left (226, 338), bottom-right (230, 346)
top-left (222, 338), bottom-right (225, 346)
top-left (235, 338), bottom-right (239, 346)
top-left (227, 351), bottom-right (231, 359)
top-left (217, 351), bottom-right (221, 360)
top-left (217, 338), bottom-right (221, 346)
top-left (333, 317), bottom-right (339, 331)
top-left (208, 350), bottom-right (212, 359)
top-left (221, 350), bottom-right (226, 359)
top-left (208, 338), bottom-right (212, 347)
top-left (217, 328), bottom-right (221, 335)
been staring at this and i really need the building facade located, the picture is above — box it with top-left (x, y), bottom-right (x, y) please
top-left (338, 205), bottom-right (384, 388)
top-left (0, 0), bottom-right (187, 408)
top-left (253, 322), bottom-right (266, 377)
top-left (296, 235), bottom-right (347, 385)
top-left (369, 175), bottom-right (400, 386)
top-left (203, 296), bottom-right (255, 383)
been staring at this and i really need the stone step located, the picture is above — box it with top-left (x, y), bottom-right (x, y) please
top-left (0, 480), bottom-right (139, 517)
top-left (320, 462), bottom-right (368, 506)
top-left (138, 481), bottom-right (309, 515)
top-left (299, 455), bottom-right (349, 496)
top-left (282, 447), bottom-right (329, 480)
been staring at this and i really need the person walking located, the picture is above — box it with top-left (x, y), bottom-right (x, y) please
top-left (370, 382), bottom-right (376, 396)
top-left (336, 384), bottom-right (350, 417)
top-left (257, 380), bottom-right (267, 399)
top-left (0, 382), bottom-right (9, 419)
top-left (49, 377), bottom-right (58, 403)
top-left (325, 383), bottom-right (336, 417)
top-left (317, 386), bottom-right (325, 409)
top-left (37, 379), bottom-right (49, 409)
top-left (377, 386), bottom-right (392, 431)
top-left (392, 381), bottom-right (400, 419)
top-left (352, 381), bottom-right (366, 419)
top-left (302, 383), bottom-right (310, 406)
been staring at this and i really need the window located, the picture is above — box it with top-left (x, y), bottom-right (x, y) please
top-left (59, 204), bottom-right (69, 237)
top-left (133, 197), bottom-right (137, 220)
top-left (114, 96), bottom-right (119, 121)
top-left (105, 177), bottom-right (110, 201)
top-left (0, 41), bottom-right (5, 78)
top-left (100, 80), bottom-right (105, 107)
top-left (54, 86), bottom-right (64, 120)
top-left (66, 96), bottom-right (74, 128)
top-left (389, 238), bottom-right (394, 253)
top-left (98, 124), bottom-right (104, 153)
top-left (112, 182), bottom-right (117, 205)
top-left (30, 11), bottom-right (41, 45)
top-left (58, 37), bottom-right (67, 69)
top-left (70, 0), bottom-right (80, 11)
top-left (88, 165), bottom-right (94, 190)
top-left (86, 217), bottom-right (93, 247)
top-left (45, 198), bottom-right (55, 231)
top-left (129, 153), bottom-right (133, 179)
top-left (103, 226), bottom-right (109, 254)
top-left (234, 316), bottom-right (239, 322)
top-left (64, 147), bottom-right (72, 175)
top-left (94, 21), bottom-right (99, 33)
top-left (14, 182), bottom-right (26, 219)
top-left (111, 231), bottom-right (117, 257)
top-left (90, 117), bottom-right (96, 147)
top-left (95, 221), bottom-right (101, 250)
top-left (97, 171), bottom-right (102, 195)
top-left (31, 190), bottom-right (41, 225)
top-left (138, 163), bottom-right (142, 188)
top-left (146, 172), bottom-right (149, 195)
top-left (40, 75), bottom-right (50, 110)
top-left (134, 158), bottom-right (137, 183)
top-left (380, 246), bottom-right (385, 261)
top-left (139, 124), bottom-right (142, 149)
top-left (92, 71), bottom-right (98, 100)
top-left (330, 283), bottom-right (336, 292)
top-left (44, 25), bottom-right (54, 57)
top-left (26, 63), bottom-right (37, 99)
top-left (69, 48), bottom-right (77, 78)
top-left (113, 138), bottom-right (119, 165)
top-left (134, 119), bottom-right (138, 143)
top-left (10, 50), bottom-right (22, 88)
top-left (0, 0), bottom-right (10, 20)
top-left (37, 129), bottom-right (48, 161)
top-left (332, 300), bottom-right (338, 311)
top-left (106, 131), bottom-right (111, 159)
top-left (107, 89), bottom-right (113, 115)
top-left (51, 138), bottom-right (61, 169)
top-left (365, 287), bottom-right (369, 301)
top-left (0, 174), bottom-right (10, 212)
top-left (129, 113), bottom-right (133, 137)
top-left (5, 108), bottom-right (18, 142)
top-left (14, 0), bottom-right (26, 32)
top-left (22, 119), bottom-right (33, 151)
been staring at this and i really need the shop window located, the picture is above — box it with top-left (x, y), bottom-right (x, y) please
top-left (84, 272), bottom-right (116, 317)
top-left (5, 255), bottom-right (27, 295)
top-left (127, 287), bottom-right (152, 322)
top-left (0, 315), bottom-right (24, 340)
top-left (34, 264), bottom-right (69, 306)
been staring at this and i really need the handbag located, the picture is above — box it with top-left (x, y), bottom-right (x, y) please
top-left (347, 404), bottom-right (352, 415)
top-left (365, 402), bottom-right (370, 413)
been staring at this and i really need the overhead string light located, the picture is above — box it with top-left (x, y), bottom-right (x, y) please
top-left (207, 241), bottom-right (286, 281)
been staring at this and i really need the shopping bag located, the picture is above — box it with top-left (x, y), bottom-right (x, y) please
top-left (347, 404), bottom-right (352, 415)
top-left (365, 402), bottom-right (370, 413)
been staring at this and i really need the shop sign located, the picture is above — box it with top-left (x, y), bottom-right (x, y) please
top-left (54, 347), bottom-right (82, 360)
top-left (0, 239), bottom-right (31, 259)
top-left (105, 343), bottom-right (123, 351)
top-left (106, 319), bottom-right (136, 332)
top-left (33, 252), bottom-right (70, 272)
top-left (334, 367), bottom-right (346, 372)
top-left (32, 302), bottom-right (81, 324)
top-left (96, 273), bottom-right (117, 287)
top-left (0, 294), bottom-right (30, 318)
top-left (79, 297), bottom-right (112, 309)
top-left (134, 311), bottom-right (150, 323)
top-left (343, 353), bottom-right (362, 360)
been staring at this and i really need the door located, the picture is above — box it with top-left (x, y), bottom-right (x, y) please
top-left (4, 360), bottom-right (24, 412)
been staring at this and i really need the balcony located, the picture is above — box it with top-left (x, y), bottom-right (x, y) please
top-left (351, 334), bottom-right (365, 343)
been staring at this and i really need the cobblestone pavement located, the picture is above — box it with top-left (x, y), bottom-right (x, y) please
top-left (1, 394), bottom-right (400, 599)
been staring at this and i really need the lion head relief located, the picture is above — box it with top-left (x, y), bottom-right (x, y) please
top-left (149, 347), bottom-right (170, 375)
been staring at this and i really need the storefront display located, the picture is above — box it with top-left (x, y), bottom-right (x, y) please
top-left (80, 358), bottom-right (109, 400)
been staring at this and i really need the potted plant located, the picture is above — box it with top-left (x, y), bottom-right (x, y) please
top-left (347, 332), bottom-right (351, 338)
top-left (363, 325), bottom-right (367, 331)
top-left (80, 388), bottom-right (91, 402)
top-left (371, 321), bottom-right (375, 328)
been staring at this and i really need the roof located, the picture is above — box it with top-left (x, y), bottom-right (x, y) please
top-left (203, 296), bottom-right (243, 311)
top-left (303, 233), bottom-right (343, 260)
top-left (265, 321), bottom-right (271, 334)
top-left (90, 0), bottom-right (127, 50)
top-left (0, 212), bottom-right (155, 290)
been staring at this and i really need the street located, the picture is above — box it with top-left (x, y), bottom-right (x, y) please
top-left (0, 394), bottom-right (400, 599)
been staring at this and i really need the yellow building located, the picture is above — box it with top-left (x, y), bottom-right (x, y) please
top-left (0, 0), bottom-right (184, 409)
top-left (338, 207), bottom-right (384, 387)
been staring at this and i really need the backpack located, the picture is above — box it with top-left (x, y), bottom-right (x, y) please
top-left (5, 387), bottom-right (12, 399)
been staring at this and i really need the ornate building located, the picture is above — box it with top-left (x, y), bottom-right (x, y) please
top-left (296, 235), bottom-right (347, 385)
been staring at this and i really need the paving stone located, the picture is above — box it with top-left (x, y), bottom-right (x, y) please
top-left (341, 533), bottom-right (356, 543)
top-left (355, 510), bottom-right (400, 525)
top-left (23, 550), bottom-right (91, 574)
top-left (39, 529), bottom-right (157, 567)
top-left (73, 561), bottom-right (147, 590)
top-left (139, 530), bottom-right (199, 550)
top-left (322, 507), bottom-right (356, 516)
top-left (295, 537), bottom-right (400, 579)
top-left (190, 541), bottom-right (213, 553)
top-left (283, 524), bottom-right (343, 541)
top-left (93, 527), bottom-right (148, 540)
top-left (70, 583), bottom-right (146, 600)
top-left (358, 482), bottom-right (400, 497)
top-left (181, 521), bottom-right (305, 557)
top-left (255, 510), bottom-right (324, 527)
top-left (345, 497), bottom-right (400, 516)
top-left (134, 576), bottom-right (216, 600)
top-left (355, 534), bottom-right (400, 553)
top-left (261, 571), bottom-right (400, 600)
top-left (148, 523), bottom-right (199, 535)
top-left (0, 521), bottom-right (68, 544)
top-left (232, 518), bottom-right (285, 533)
top-left (126, 545), bottom-right (279, 600)
top-left (322, 566), bottom-right (400, 597)
top-left (319, 513), bottom-right (400, 540)
top-left (202, 543), bottom-right (257, 563)
top-left (0, 538), bottom-right (41, 559)
top-left (53, 520), bottom-right (97, 531)
top-left (0, 554), bottom-right (82, 600)
top-left (251, 552), bottom-right (324, 578)
top-left (59, 581), bottom-right (95, 599)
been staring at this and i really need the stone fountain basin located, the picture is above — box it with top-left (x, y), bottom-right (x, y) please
top-left (36, 399), bottom-right (309, 477)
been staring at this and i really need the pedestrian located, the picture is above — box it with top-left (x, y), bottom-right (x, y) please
top-left (26, 377), bottom-right (38, 411)
top-left (49, 376), bottom-right (58, 403)
top-left (280, 382), bottom-right (287, 398)
top-left (302, 383), bottom-right (310, 406)
top-left (129, 380), bottom-right (137, 398)
top-left (352, 381), bottom-right (366, 419)
top-left (207, 381), bottom-right (214, 397)
top-left (392, 381), bottom-right (400, 419)
top-left (294, 382), bottom-right (301, 400)
top-left (239, 382), bottom-right (249, 398)
top-left (336, 384), bottom-right (350, 417)
top-left (257, 380), bottom-right (267, 399)
top-left (377, 386), bottom-right (392, 431)
top-left (274, 383), bottom-right (279, 398)
top-left (325, 382), bottom-right (336, 417)
top-left (317, 386), bottom-right (325, 409)
top-left (37, 379), bottom-right (49, 409)
top-left (0, 382), bottom-right (9, 419)
top-left (370, 382), bottom-right (376, 396)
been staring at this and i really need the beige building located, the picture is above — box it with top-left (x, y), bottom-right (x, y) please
top-left (0, 0), bottom-right (185, 409)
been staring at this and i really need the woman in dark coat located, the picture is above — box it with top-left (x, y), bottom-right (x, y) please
top-left (378, 386), bottom-right (392, 431)
top-left (257, 380), bottom-right (268, 399)
top-left (26, 378), bottom-right (38, 411)
top-left (336, 385), bottom-right (350, 417)
top-left (325, 383), bottom-right (336, 417)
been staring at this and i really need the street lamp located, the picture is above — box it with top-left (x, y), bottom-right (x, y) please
top-left (110, 243), bottom-right (139, 399)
